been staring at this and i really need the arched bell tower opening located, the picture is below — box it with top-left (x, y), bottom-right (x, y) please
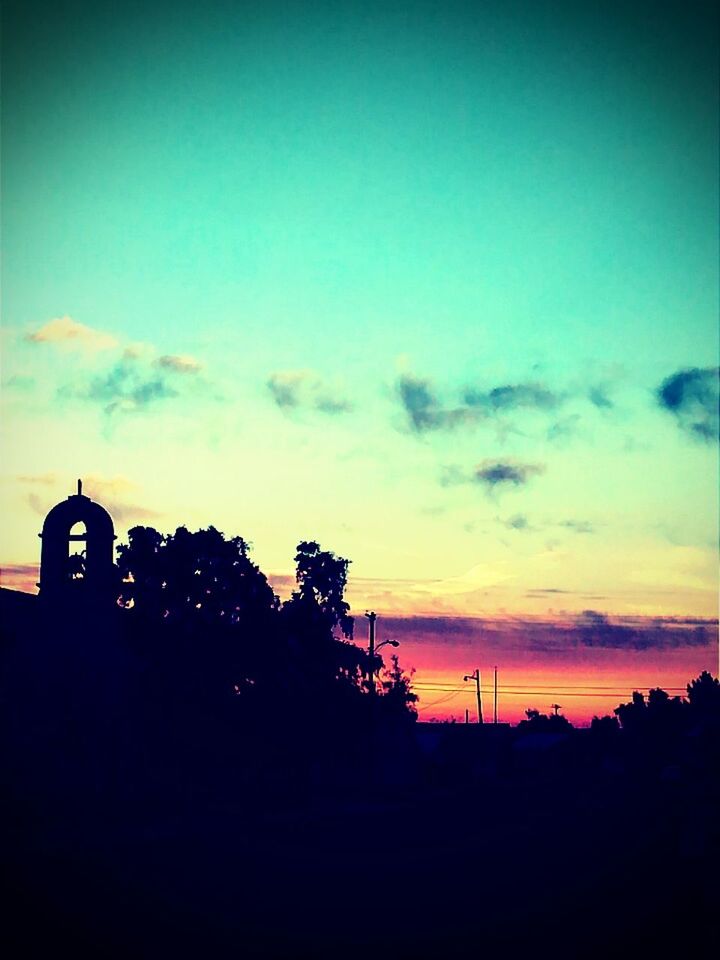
top-left (38, 479), bottom-right (117, 605)
top-left (68, 521), bottom-right (88, 580)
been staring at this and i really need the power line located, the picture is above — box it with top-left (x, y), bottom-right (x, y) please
top-left (416, 688), bottom-right (468, 709)
top-left (413, 683), bottom-right (685, 697)
top-left (412, 682), bottom-right (687, 691)
top-left (419, 690), bottom-right (684, 700)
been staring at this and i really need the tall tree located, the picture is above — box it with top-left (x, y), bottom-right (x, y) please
top-left (280, 541), bottom-right (366, 701)
top-left (292, 540), bottom-right (354, 639)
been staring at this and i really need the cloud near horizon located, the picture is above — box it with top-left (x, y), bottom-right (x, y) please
top-left (576, 609), bottom-right (712, 651)
top-left (0, 563), bottom-right (39, 592)
top-left (378, 612), bottom-right (716, 653)
top-left (656, 367), bottom-right (719, 442)
top-left (3, 554), bottom-right (713, 658)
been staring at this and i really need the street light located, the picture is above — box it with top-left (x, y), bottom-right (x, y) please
top-left (365, 611), bottom-right (400, 695)
top-left (377, 638), bottom-right (399, 652)
top-left (463, 669), bottom-right (483, 724)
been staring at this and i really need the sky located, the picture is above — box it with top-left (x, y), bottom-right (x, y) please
top-left (1, 0), bottom-right (718, 722)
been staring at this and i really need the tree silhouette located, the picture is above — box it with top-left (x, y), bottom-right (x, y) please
top-left (590, 715), bottom-right (620, 735)
top-left (614, 687), bottom-right (686, 739)
top-left (614, 690), bottom-right (648, 733)
top-left (117, 524), bottom-right (278, 626)
top-left (115, 525), bottom-right (281, 710)
top-left (647, 686), bottom-right (684, 730)
top-left (291, 540), bottom-right (354, 639)
top-left (111, 526), bottom-right (419, 737)
top-left (686, 670), bottom-right (720, 721)
top-left (280, 541), bottom-right (366, 703)
top-left (380, 654), bottom-right (418, 720)
top-left (518, 708), bottom-right (573, 732)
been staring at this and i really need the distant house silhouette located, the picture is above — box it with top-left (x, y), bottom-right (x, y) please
top-left (38, 479), bottom-right (117, 606)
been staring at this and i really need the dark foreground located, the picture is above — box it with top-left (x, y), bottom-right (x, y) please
top-left (2, 592), bottom-right (718, 958)
top-left (4, 740), bottom-right (718, 959)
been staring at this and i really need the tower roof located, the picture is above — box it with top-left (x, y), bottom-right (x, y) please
top-left (40, 489), bottom-right (115, 539)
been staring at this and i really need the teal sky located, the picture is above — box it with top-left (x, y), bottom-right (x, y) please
top-left (1, 0), bottom-right (718, 631)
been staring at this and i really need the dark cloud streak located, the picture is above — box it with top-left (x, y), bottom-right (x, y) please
top-left (377, 613), bottom-right (716, 653)
top-left (463, 382), bottom-right (560, 411)
top-left (474, 459), bottom-right (545, 489)
top-left (577, 609), bottom-right (711, 650)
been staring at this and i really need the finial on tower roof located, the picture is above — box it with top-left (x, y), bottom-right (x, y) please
top-left (77, 478), bottom-right (83, 496)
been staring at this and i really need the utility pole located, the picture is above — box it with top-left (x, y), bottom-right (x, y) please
top-left (463, 669), bottom-right (483, 724)
top-left (365, 611), bottom-right (377, 696)
top-left (494, 666), bottom-right (498, 724)
top-left (465, 708), bottom-right (469, 724)
top-left (551, 703), bottom-right (562, 716)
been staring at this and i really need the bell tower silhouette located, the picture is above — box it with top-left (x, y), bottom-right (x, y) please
top-left (38, 479), bottom-right (117, 605)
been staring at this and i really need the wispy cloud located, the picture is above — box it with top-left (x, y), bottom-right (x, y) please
top-left (588, 384), bottom-right (614, 409)
top-left (81, 475), bottom-right (161, 522)
top-left (155, 354), bottom-right (202, 374)
top-left (2, 375), bottom-right (35, 391)
top-left (558, 519), bottom-right (594, 534)
top-left (656, 367), bottom-right (719, 442)
top-left (86, 351), bottom-right (178, 413)
top-left (62, 347), bottom-right (202, 415)
top-left (440, 460), bottom-right (545, 496)
top-left (525, 588), bottom-right (573, 596)
top-left (267, 371), bottom-right (304, 408)
top-left (501, 514), bottom-right (531, 530)
top-left (16, 473), bottom-right (57, 486)
top-left (26, 316), bottom-right (118, 351)
top-left (24, 317), bottom-right (204, 416)
top-left (474, 459), bottom-right (545, 490)
top-left (400, 373), bottom-right (561, 433)
top-left (546, 414), bottom-right (581, 442)
top-left (397, 373), bottom-right (481, 432)
top-left (463, 381), bottom-right (561, 412)
top-left (18, 473), bottom-right (159, 524)
top-left (497, 515), bottom-right (594, 535)
top-left (267, 370), bottom-right (351, 415)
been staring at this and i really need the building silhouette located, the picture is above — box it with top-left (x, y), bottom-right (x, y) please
top-left (38, 479), bottom-right (117, 606)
